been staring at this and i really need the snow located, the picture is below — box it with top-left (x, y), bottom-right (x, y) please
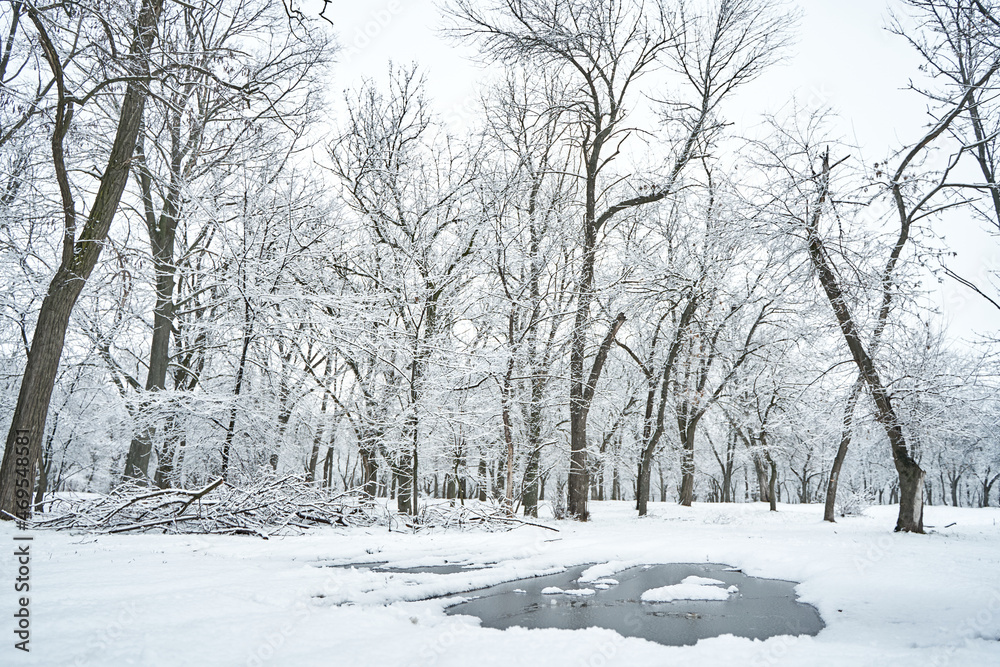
top-left (640, 582), bottom-right (734, 602)
top-left (589, 578), bottom-right (619, 590)
top-left (579, 562), bottom-right (640, 582)
top-left (639, 574), bottom-right (738, 601)
top-left (680, 575), bottom-right (726, 586)
top-left (3, 501), bottom-right (1000, 666)
top-left (562, 588), bottom-right (596, 597)
top-left (541, 586), bottom-right (595, 597)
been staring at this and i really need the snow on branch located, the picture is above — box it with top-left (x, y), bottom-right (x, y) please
top-left (20, 476), bottom-right (387, 538)
top-left (403, 501), bottom-right (559, 533)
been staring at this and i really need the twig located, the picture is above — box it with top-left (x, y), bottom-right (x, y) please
top-left (177, 477), bottom-right (225, 515)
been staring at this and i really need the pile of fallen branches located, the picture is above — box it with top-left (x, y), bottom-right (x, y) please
top-left (403, 501), bottom-right (558, 533)
top-left (26, 475), bottom-right (387, 538)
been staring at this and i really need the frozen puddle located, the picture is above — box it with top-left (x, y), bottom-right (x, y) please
top-left (445, 563), bottom-right (823, 646)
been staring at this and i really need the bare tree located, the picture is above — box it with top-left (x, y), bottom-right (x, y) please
top-left (756, 97), bottom-right (1000, 530)
top-left (329, 66), bottom-right (479, 514)
top-left (0, 0), bottom-right (166, 520)
top-left (880, 1), bottom-right (1000, 319)
top-left (450, 0), bottom-right (793, 519)
top-left (121, 0), bottom-right (328, 482)
top-left (477, 67), bottom-right (577, 515)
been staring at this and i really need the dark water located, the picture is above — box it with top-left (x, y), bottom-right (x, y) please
top-left (444, 563), bottom-right (824, 646)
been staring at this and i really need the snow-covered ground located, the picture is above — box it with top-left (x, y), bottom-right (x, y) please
top-left (2, 501), bottom-right (999, 666)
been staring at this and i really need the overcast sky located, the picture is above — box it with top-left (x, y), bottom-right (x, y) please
top-left (323, 0), bottom-right (1000, 346)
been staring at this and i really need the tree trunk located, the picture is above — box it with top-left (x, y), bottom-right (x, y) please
top-left (123, 133), bottom-right (181, 482)
top-left (477, 458), bottom-right (488, 501)
top-left (521, 200), bottom-right (548, 518)
top-left (981, 472), bottom-right (998, 508)
top-left (722, 436), bottom-right (735, 503)
top-left (522, 445), bottom-right (541, 518)
top-left (501, 353), bottom-right (516, 513)
top-left (753, 455), bottom-right (770, 503)
top-left (153, 414), bottom-right (180, 489)
top-left (393, 452), bottom-right (413, 514)
top-left (635, 384), bottom-right (657, 516)
top-left (358, 446), bottom-right (376, 497)
top-left (636, 458), bottom-right (652, 514)
top-left (678, 417), bottom-right (698, 506)
top-left (306, 430), bottom-right (322, 483)
top-left (33, 441), bottom-right (52, 514)
top-left (568, 312), bottom-right (626, 521)
top-left (764, 448), bottom-right (778, 512)
top-left (322, 448), bottom-right (334, 489)
top-left (824, 377), bottom-right (862, 521)
top-left (220, 330), bottom-right (252, 481)
top-left (411, 426), bottom-right (418, 514)
top-left (154, 440), bottom-right (179, 489)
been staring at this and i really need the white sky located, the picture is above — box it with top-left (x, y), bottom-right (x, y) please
top-left (321, 0), bottom-right (1000, 345)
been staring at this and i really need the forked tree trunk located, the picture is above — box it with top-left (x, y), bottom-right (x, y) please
top-left (568, 312), bottom-right (626, 521)
top-left (949, 471), bottom-right (961, 507)
top-left (981, 472), bottom-right (999, 508)
top-left (634, 298), bottom-right (699, 516)
top-left (804, 152), bottom-right (924, 533)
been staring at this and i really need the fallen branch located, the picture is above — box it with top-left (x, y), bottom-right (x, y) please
top-left (27, 475), bottom-right (387, 537)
